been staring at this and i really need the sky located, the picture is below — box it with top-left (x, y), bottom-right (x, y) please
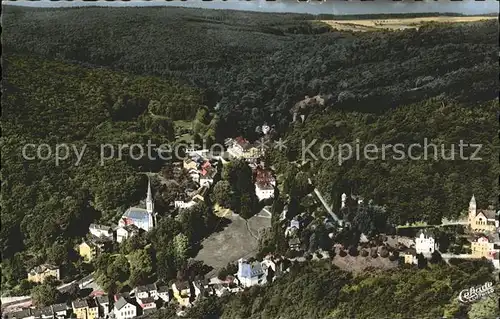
top-left (3, 0), bottom-right (499, 15)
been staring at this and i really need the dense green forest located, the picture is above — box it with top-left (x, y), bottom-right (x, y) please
top-left (144, 259), bottom-right (499, 319)
top-left (1, 4), bottom-right (498, 309)
top-left (1, 55), bottom-right (205, 289)
top-left (3, 6), bottom-right (497, 136)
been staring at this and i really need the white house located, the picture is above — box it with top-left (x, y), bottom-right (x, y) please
top-left (260, 258), bottom-right (277, 283)
top-left (236, 258), bottom-right (265, 288)
top-left (255, 183), bottom-right (275, 201)
top-left (135, 284), bottom-right (158, 300)
top-left (157, 286), bottom-right (170, 303)
top-left (254, 168), bottom-right (276, 201)
top-left (136, 296), bottom-right (156, 314)
top-left (113, 296), bottom-right (137, 319)
top-left (89, 224), bottom-right (113, 239)
top-left (116, 224), bottom-right (140, 243)
top-left (174, 200), bottom-right (196, 210)
top-left (96, 296), bottom-right (110, 318)
top-left (415, 230), bottom-right (438, 256)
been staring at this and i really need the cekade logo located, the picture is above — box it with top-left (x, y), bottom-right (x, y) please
top-left (457, 282), bottom-right (495, 303)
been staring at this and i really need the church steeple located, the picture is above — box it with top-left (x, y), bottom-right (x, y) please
top-left (146, 176), bottom-right (154, 215)
top-left (146, 175), bottom-right (155, 229)
top-left (468, 194), bottom-right (477, 224)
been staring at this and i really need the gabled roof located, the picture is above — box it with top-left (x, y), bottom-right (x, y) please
top-left (118, 224), bottom-right (140, 233)
top-left (114, 296), bottom-right (130, 311)
top-left (476, 209), bottom-right (496, 220)
top-left (123, 207), bottom-right (150, 222)
top-left (158, 285), bottom-right (169, 293)
top-left (239, 260), bottom-right (264, 279)
top-left (174, 281), bottom-right (189, 291)
top-left (11, 309), bottom-right (31, 319)
top-left (96, 295), bottom-right (109, 305)
top-left (31, 309), bottom-right (42, 317)
top-left (72, 299), bottom-right (88, 309)
top-left (29, 264), bottom-right (59, 275)
top-left (416, 229), bottom-right (435, 238)
top-left (136, 283), bottom-right (157, 293)
top-left (51, 303), bottom-right (68, 312)
top-left (89, 224), bottom-right (113, 231)
top-left (138, 296), bottom-right (155, 305)
top-left (234, 136), bottom-right (250, 148)
top-left (40, 306), bottom-right (53, 316)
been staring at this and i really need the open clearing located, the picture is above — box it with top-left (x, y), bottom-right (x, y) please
top-left (332, 255), bottom-right (398, 273)
top-left (320, 16), bottom-right (496, 32)
top-left (194, 209), bottom-right (272, 277)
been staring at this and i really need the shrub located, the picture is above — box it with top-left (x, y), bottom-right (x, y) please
top-left (360, 250), bottom-right (369, 257)
top-left (285, 250), bottom-right (295, 259)
top-left (380, 247), bottom-right (390, 258)
top-left (370, 248), bottom-right (378, 258)
top-left (339, 250), bottom-right (347, 257)
top-left (348, 246), bottom-right (359, 257)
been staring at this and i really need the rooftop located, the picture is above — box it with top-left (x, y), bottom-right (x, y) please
top-left (89, 224), bottom-right (113, 231)
top-left (139, 296), bottom-right (155, 305)
top-left (174, 281), bottom-right (189, 291)
top-left (477, 209), bottom-right (496, 220)
top-left (123, 207), bottom-right (150, 222)
top-left (238, 259), bottom-right (264, 279)
top-left (51, 303), bottom-right (68, 312)
top-left (96, 295), bottom-right (109, 305)
top-left (72, 299), bottom-right (88, 309)
top-left (29, 264), bottom-right (59, 275)
top-left (114, 296), bottom-right (129, 311)
top-left (136, 283), bottom-right (157, 293)
top-left (40, 307), bottom-right (53, 316)
top-left (158, 285), bottom-right (169, 293)
top-left (11, 309), bottom-right (31, 319)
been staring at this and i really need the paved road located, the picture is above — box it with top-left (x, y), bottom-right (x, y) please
top-left (308, 178), bottom-right (341, 223)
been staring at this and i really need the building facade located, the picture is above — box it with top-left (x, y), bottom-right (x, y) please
top-left (415, 230), bottom-right (437, 256)
top-left (27, 264), bottom-right (60, 283)
top-left (468, 195), bottom-right (496, 232)
top-left (118, 178), bottom-right (155, 232)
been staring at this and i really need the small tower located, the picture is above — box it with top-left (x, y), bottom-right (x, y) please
top-left (146, 176), bottom-right (155, 229)
top-left (468, 195), bottom-right (476, 224)
top-left (341, 193), bottom-right (347, 209)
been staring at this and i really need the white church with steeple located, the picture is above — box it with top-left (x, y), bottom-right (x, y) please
top-left (118, 177), bottom-right (156, 232)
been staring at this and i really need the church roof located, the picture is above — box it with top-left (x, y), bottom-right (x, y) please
top-left (239, 260), bottom-right (264, 279)
top-left (470, 195), bottom-right (476, 204)
top-left (477, 209), bottom-right (496, 220)
top-left (123, 207), bottom-right (150, 221)
top-left (416, 229), bottom-right (435, 238)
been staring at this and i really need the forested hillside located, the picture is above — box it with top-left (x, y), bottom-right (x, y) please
top-left (3, 6), bottom-right (497, 136)
top-left (271, 98), bottom-right (498, 225)
top-left (1, 4), bottom-right (498, 299)
top-left (144, 259), bottom-right (499, 319)
top-left (1, 55), bottom-right (204, 288)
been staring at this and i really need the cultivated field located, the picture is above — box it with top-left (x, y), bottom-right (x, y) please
top-left (320, 16), bottom-right (497, 32)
